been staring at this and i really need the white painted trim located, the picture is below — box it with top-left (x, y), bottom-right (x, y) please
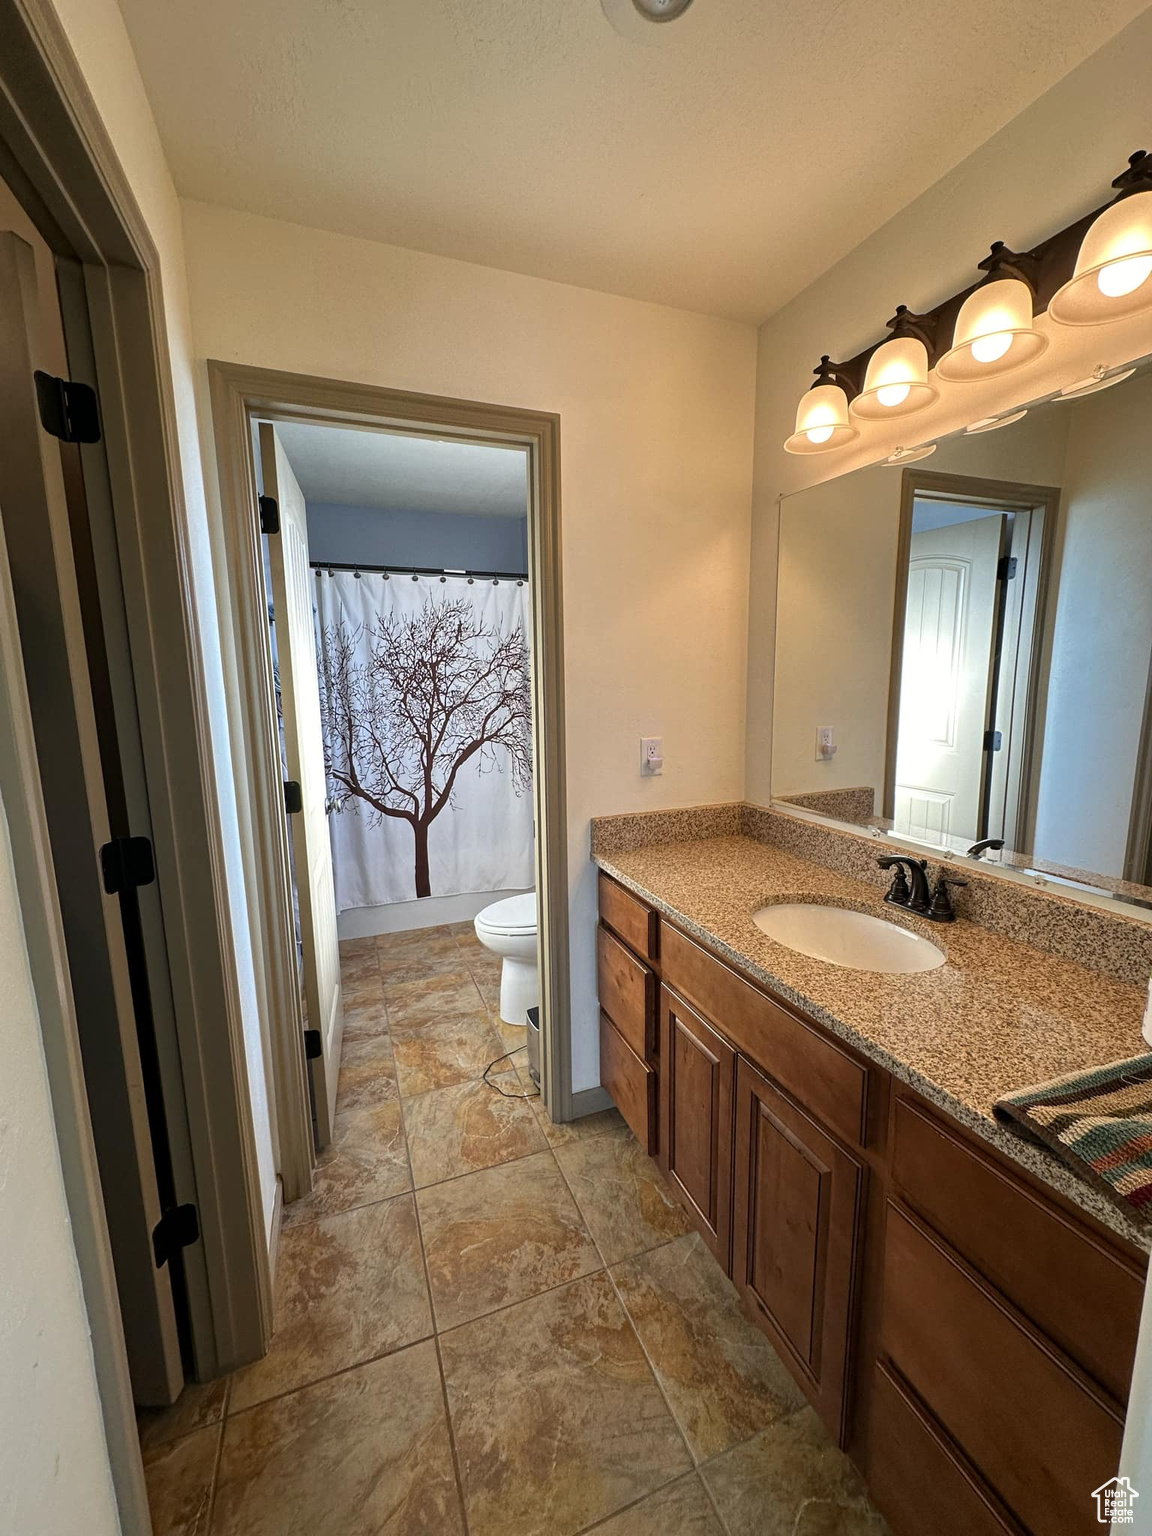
top-left (267, 1176), bottom-right (284, 1283)
top-left (338, 888), bottom-right (531, 940)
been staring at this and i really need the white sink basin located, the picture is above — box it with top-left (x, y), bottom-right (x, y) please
top-left (753, 903), bottom-right (945, 974)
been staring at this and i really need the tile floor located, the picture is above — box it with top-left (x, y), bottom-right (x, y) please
top-left (139, 922), bottom-right (890, 1536)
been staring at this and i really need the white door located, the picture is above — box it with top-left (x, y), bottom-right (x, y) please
top-left (0, 229), bottom-right (185, 1403)
top-left (261, 424), bottom-right (344, 1145)
top-left (894, 513), bottom-right (1005, 843)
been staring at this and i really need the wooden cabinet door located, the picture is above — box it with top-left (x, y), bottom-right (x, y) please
top-left (732, 1056), bottom-right (864, 1444)
top-left (660, 987), bottom-right (734, 1268)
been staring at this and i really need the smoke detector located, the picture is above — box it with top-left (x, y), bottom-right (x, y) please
top-left (602, 0), bottom-right (695, 42)
top-left (632, 0), bottom-right (694, 19)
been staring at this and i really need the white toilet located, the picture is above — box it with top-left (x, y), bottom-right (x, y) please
top-left (474, 892), bottom-right (539, 1026)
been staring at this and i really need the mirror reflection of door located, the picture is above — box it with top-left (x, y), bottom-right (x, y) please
top-left (893, 505), bottom-right (1006, 842)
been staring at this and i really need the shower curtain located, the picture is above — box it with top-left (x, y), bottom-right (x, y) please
top-left (315, 570), bottom-right (534, 910)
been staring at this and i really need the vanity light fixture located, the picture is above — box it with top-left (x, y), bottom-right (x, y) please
top-left (850, 314), bottom-right (937, 420)
top-left (885, 443), bottom-right (937, 465)
top-left (784, 151), bottom-right (1150, 454)
top-left (1057, 363), bottom-right (1137, 399)
top-left (964, 408), bottom-right (1028, 435)
top-left (784, 357), bottom-right (859, 455)
top-left (1049, 153), bottom-right (1152, 326)
top-left (936, 246), bottom-right (1047, 381)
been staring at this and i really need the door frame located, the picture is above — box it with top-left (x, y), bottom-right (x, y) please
top-left (885, 469), bottom-right (1059, 852)
top-left (1124, 655), bottom-right (1152, 886)
top-left (206, 362), bottom-right (575, 1141)
top-left (0, 0), bottom-right (274, 1511)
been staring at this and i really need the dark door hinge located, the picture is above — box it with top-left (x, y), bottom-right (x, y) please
top-left (304, 1028), bottom-right (323, 1060)
top-left (983, 729), bottom-right (1003, 752)
top-left (259, 495), bottom-right (280, 535)
top-left (152, 1203), bottom-right (199, 1268)
top-left (34, 370), bottom-right (101, 444)
top-left (100, 835), bottom-right (156, 895)
top-left (284, 780), bottom-right (303, 815)
top-left (998, 554), bottom-right (1018, 581)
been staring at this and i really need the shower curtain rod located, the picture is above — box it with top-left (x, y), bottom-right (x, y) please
top-left (310, 559), bottom-right (528, 584)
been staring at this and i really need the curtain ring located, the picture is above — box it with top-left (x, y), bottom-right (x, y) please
top-left (354, 569), bottom-right (362, 579)
top-left (382, 571), bottom-right (389, 580)
top-left (492, 577), bottom-right (500, 585)
top-left (439, 575), bottom-right (446, 583)
top-left (516, 578), bottom-right (524, 587)
top-left (412, 573), bottom-right (419, 581)
top-left (467, 576), bottom-right (474, 584)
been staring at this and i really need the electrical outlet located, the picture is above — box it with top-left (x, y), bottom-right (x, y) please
top-left (816, 726), bottom-right (837, 761)
top-left (641, 736), bottom-right (664, 775)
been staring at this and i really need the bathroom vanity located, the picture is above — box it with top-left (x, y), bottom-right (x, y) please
top-left (594, 838), bottom-right (1149, 1536)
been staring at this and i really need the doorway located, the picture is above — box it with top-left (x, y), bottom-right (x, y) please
top-left (254, 416), bottom-right (541, 1151)
top-left (207, 363), bottom-right (570, 1202)
top-left (885, 470), bottom-right (1057, 851)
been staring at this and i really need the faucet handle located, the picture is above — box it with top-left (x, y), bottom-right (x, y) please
top-left (928, 873), bottom-right (968, 922)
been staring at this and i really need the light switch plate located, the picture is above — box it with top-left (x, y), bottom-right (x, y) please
top-left (641, 736), bottom-right (664, 775)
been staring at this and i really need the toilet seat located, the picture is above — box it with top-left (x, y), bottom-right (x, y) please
top-left (475, 892), bottom-right (537, 936)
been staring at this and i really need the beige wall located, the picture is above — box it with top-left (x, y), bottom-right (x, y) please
top-left (1033, 372), bottom-right (1152, 873)
top-left (0, 796), bottom-right (119, 1536)
top-left (747, 7), bottom-right (1152, 807)
top-left (180, 200), bottom-right (757, 1091)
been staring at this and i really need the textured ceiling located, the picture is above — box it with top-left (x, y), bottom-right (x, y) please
top-left (273, 422), bottom-right (528, 516)
top-left (118, 0), bottom-right (1147, 322)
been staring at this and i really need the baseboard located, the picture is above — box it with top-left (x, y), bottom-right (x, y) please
top-left (267, 1176), bottom-right (284, 1278)
top-left (570, 1085), bottom-right (614, 1118)
top-left (338, 887), bottom-right (531, 939)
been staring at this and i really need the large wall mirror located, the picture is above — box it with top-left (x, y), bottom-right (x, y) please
top-left (772, 358), bottom-right (1152, 905)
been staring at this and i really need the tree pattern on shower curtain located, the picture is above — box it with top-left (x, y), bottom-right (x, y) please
top-left (318, 593), bottom-right (532, 898)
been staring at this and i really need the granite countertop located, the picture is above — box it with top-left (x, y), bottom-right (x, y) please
top-left (594, 834), bottom-right (1151, 1251)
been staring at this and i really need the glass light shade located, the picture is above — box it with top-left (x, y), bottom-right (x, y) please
top-left (850, 337), bottom-right (937, 420)
top-left (1058, 365), bottom-right (1136, 399)
top-left (885, 443), bottom-right (937, 465)
top-left (784, 383), bottom-right (858, 454)
top-left (936, 278), bottom-right (1048, 381)
top-left (965, 408), bottom-right (1028, 435)
top-left (1049, 192), bottom-right (1152, 325)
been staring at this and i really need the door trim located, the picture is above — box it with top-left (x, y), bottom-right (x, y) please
top-left (0, 0), bottom-right (274, 1481)
top-left (206, 361), bottom-right (574, 1138)
top-left (1124, 654), bottom-right (1152, 886)
top-left (885, 470), bottom-right (1059, 851)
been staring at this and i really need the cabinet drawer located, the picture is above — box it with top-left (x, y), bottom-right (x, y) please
top-left (892, 1095), bottom-right (1143, 1403)
top-left (597, 922), bottom-right (656, 1061)
top-left (599, 1011), bottom-right (656, 1154)
top-left (662, 923), bottom-right (868, 1146)
top-left (599, 872), bottom-right (658, 963)
top-left (869, 1365), bottom-right (1024, 1536)
top-left (882, 1201), bottom-right (1124, 1536)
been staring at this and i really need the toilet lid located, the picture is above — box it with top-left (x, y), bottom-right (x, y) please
top-left (477, 892), bottom-right (537, 934)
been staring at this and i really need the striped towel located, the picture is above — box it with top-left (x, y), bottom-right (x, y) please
top-left (994, 1054), bottom-right (1152, 1226)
